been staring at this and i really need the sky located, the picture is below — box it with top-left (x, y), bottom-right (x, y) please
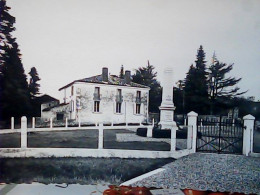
top-left (7, 0), bottom-right (260, 101)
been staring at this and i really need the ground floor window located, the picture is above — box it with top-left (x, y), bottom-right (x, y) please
top-left (116, 102), bottom-right (121, 113)
top-left (57, 113), bottom-right (64, 120)
top-left (94, 101), bottom-right (100, 112)
top-left (136, 103), bottom-right (141, 114)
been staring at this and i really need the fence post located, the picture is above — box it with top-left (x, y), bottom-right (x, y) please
top-left (170, 125), bottom-right (178, 151)
top-left (152, 118), bottom-right (154, 126)
top-left (187, 111), bottom-right (198, 153)
top-left (32, 117), bottom-right (35, 129)
top-left (147, 126), bottom-right (153, 138)
top-left (65, 118), bottom-right (68, 128)
top-left (11, 117), bottom-right (14, 130)
top-left (243, 114), bottom-right (255, 156)
top-left (21, 116), bottom-right (27, 149)
top-left (98, 123), bottom-right (104, 149)
top-left (50, 117), bottom-right (53, 129)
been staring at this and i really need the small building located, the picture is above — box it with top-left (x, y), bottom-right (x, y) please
top-left (31, 94), bottom-right (59, 117)
top-left (41, 67), bottom-right (150, 124)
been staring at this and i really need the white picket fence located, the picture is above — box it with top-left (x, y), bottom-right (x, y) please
top-left (0, 113), bottom-right (200, 159)
top-left (1, 111), bottom-right (255, 158)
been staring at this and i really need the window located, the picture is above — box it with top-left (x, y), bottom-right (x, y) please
top-left (117, 89), bottom-right (122, 96)
top-left (136, 104), bottom-right (141, 114)
top-left (95, 87), bottom-right (100, 96)
top-left (57, 113), bottom-right (64, 121)
top-left (136, 91), bottom-right (141, 103)
top-left (94, 87), bottom-right (101, 100)
top-left (94, 101), bottom-right (100, 112)
top-left (116, 103), bottom-right (121, 113)
top-left (137, 91), bottom-right (141, 98)
top-left (116, 89), bottom-right (123, 102)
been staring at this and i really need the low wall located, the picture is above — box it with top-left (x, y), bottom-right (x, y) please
top-left (0, 148), bottom-right (193, 159)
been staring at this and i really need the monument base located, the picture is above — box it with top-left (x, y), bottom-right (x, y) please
top-left (159, 121), bottom-right (177, 130)
top-left (159, 105), bottom-right (176, 130)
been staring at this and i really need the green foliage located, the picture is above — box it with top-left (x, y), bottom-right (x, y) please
top-left (208, 53), bottom-right (246, 114)
top-left (184, 46), bottom-right (209, 114)
top-left (29, 67), bottom-right (41, 96)
top-left (0, 0), bottom-right (31, 119)
top-left (132, 61), bottom-right (162, 113)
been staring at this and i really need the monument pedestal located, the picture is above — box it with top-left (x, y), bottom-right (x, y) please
top-left (159, 105), bottom-right (176, 129)
top-left (158, 67), bottom-right (176, 130)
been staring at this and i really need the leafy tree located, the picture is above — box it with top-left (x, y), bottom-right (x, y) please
top-left (132, 61), bottom-right (162, 113)
top-left (184, 45), bottom-right (209, 114)
top-left (208, 53), bottom-right (246, 114)
top-left (28, 67), bottom-right (41, 97)
top-left (119, 65), bottom-right (124, 79)
top-left (0, 0), bottom-right (31, 120)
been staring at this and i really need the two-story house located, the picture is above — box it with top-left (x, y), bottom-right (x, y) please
top-left (41, 67), bottom-right (150, 124)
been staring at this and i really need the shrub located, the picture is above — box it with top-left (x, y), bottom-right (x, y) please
top-left (136, 128), bottom-right (147, 137)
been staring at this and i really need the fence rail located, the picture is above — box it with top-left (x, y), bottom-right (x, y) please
top-left (0, 116), bottom-right (196, 158)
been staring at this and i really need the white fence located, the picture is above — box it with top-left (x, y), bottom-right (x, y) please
top-left (1, 111), bottom-right (255, 158)
top-left (0, 113), bottom-right (199, 159)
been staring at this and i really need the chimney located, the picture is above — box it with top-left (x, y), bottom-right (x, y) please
top-left (102, 67), bottom-right (108, 82)
top-left (124, 70), bottom-right (131, 84)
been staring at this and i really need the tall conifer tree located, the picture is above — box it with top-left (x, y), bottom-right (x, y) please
top-left (184, 46), bottom-right (209, 114)
top-left (0, 0), bottom-right (31, 119)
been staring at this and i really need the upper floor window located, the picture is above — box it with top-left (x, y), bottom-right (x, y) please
top-left (116, 89), bottom-right (123, 102)
top-left (117, 89), bottom-right (122, 96)
top-left (95, 87), bottom-right (100, 95)
top-left (94, 87), bottom-right (101, 100)
top-left (136, 91), bottom-right (141, 103)
top-left (137, 91), bottom-right (141, 98)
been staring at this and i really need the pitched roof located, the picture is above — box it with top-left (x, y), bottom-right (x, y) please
top-left (34, 94), bottom-right (59, 103)
top-left (59, 74), bottom-right (150, 91)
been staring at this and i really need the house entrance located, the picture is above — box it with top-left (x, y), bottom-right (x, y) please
top-left (196, 117), bottom-right (244, 154)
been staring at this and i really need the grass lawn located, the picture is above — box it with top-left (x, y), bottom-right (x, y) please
top-left (0, 129), bottom-right (170, 151)
top-left (0, 157), bottom-right (174, 184)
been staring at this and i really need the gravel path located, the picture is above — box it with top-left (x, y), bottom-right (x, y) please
top-left (131, 153), bottom-right (260, 194)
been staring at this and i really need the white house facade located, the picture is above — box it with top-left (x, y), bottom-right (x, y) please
top-left (41, 68), bottom-right (150, 124)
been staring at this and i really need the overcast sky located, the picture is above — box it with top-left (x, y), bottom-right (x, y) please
top-left (8, 0), bottom-right (260, 101)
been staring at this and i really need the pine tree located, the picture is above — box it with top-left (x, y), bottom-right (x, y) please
top-left (29, 67), bottom-right (41, 97)
top-left (208, 53), bottom-right (246, 114)
top-left (132, 61), bottom-right (162, 112)
top-left (184, 46), bottom-right (209, 114)
top-left (119, 65), bottom-right (124, 79)
top-left (0, 0), bottom-right (31, 119)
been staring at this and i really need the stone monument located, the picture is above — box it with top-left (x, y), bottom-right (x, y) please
top-left (159, 67), bottom-right (176, 129)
